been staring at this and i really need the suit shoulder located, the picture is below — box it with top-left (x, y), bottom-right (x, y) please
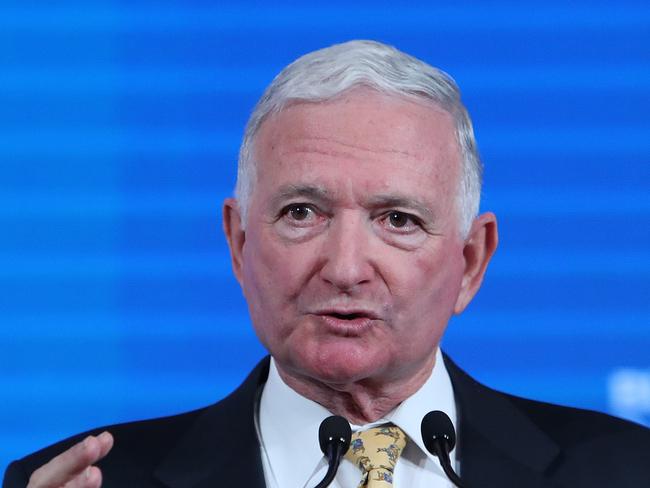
top-left (444, 354), bottom-right (650, 448)
top-left (4, 358), bottom-right (270, 487)
top-left (6, 406), bottom-right (209, 484)
top-left (507, 394), bottom-right (650, 482)
top-left (504, 392), bottom-right (650, 450)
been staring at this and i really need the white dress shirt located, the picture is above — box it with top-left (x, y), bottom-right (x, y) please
top-left (256, 349), bottom-right (459, 488)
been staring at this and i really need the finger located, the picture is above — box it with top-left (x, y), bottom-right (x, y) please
top-left (94, 432), bottom-right (114, 460)
top-left (28, 432), bottom-right (113, 488)
top-left (62, 466), bottom-right (103, 488)
top-left (28, 436), bottom-right (100, 488)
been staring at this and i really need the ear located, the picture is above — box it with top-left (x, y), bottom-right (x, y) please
top-left (453, 212), bottom-right (498, 314)
top-left (223, 198), bottom-right (246, 286)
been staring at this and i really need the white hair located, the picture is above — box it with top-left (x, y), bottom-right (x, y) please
top-left (236, 40), bottom-right (482, 237)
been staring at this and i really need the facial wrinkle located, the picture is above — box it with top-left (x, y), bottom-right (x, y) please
top-left (289, 135), bottom-right (422, 160)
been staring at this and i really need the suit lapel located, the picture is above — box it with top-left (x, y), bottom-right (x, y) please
top-left (150, 353), bottom-right (566, 487)
top-left (444, 354), bottom-right (566, 488)
top-left (153, 358), bottom-right (271, 488)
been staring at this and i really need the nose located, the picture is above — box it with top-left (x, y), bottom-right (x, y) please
top-left (319, 211), bottom-right (375, 292)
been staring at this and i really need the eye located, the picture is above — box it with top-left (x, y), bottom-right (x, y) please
top-left (279, 203), bottom-right (321, 226)
top-left (381, 211), bottom-right (421, 232)
top-left (287, 204), bottom-right (312, 221)
top-left (387, 211), bottom-right (409, 228)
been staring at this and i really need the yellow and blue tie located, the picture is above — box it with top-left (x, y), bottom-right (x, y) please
top-left (344, 425), bottom-right (407, 487)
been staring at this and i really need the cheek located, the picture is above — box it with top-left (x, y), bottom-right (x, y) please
top-left (241, 228), bottom-right (313, 317)
top-left (242, 237), bottom-right (279, 308)
top-left (241, 233), bottom-right (290, 349)
top-left (393, 245), bottom-right (465, 326)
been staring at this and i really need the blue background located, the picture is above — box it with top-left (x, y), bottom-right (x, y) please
top-left (1, 0), bottom-right (649, 475)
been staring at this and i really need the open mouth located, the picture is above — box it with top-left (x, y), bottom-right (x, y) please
top-left (327, 312), bottom-right (368, 320)
top-left (314, 310), bottom-right (377, 334)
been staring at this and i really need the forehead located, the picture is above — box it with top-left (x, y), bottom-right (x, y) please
top-left (252, 89), bottom-right (460, 202)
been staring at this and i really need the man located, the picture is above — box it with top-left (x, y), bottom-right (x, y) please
top-left (4, 40), bottom-right (649, 488)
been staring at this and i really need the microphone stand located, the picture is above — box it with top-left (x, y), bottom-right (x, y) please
top-left (313, 440), bottom-right (347, 488)
top-left (313, 415), bottom-right (351, 488)
top-left (427, 438), bottom-right (465, 488)
top-left (421, 410), bottom-right (466, 488)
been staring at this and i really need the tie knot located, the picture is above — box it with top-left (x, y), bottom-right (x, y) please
top-left (345, 425), bottom-right (407, 486)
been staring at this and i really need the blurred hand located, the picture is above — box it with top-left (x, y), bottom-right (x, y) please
top-left (27, 432), bottom-right (113, 488)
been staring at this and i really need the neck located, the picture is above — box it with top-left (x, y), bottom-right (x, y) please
top-left (274, 355), bottom-right (436, 425)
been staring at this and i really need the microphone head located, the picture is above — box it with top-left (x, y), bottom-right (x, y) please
top-left (420, 410), bottom-right (456, 455)
top-left (318, 415), bottom-right (352, 455)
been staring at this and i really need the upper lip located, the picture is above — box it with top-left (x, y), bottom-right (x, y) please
top-left (312, 308), bottom-right (381, 320)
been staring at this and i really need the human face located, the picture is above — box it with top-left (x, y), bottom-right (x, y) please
top-left (227, 89), bottom-right (478, 388)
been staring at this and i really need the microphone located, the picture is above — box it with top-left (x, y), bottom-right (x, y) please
top-left (421, 410), bottom-right (465, 488)
top-left (313, 415), bottom-right (352, 488)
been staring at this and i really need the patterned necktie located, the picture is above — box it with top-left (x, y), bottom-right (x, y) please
top-left (344, 425), bottom-right (407, 487)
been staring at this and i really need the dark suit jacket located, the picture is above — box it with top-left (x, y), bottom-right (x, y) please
top-left (4, 355), bottom-right (650, 487)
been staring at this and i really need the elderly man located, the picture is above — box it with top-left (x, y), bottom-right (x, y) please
top-left (4, 40), bottom-right (650, 488)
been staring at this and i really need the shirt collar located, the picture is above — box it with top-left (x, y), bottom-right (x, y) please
top-left (258, 359), bottom-right (332, 487)
top-left (258, 349), bottom-right (457, 488)
top-left (386, 348), bottom-right (458, 465)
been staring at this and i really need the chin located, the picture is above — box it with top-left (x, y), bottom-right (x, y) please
top-left (291, 340), bottom-right (388, 386)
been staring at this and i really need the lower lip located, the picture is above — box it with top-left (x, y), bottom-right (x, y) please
top-left (314, 314), bottom-right (375, 335)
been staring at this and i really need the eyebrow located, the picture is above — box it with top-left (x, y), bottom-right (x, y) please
top-left (366, 194), bottom-right (436, 221)
top-left (270, 185), bottom-right (436, 220)
top-left (270, 184), bottom-right (332, 208)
